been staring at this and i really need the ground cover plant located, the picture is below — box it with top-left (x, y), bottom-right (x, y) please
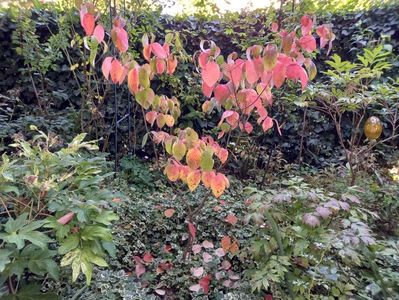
top-left (0, 0), bottom-right (398, 299)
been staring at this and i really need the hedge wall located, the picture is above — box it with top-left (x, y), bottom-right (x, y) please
top-left (0, 6), bottom-right (398, 167)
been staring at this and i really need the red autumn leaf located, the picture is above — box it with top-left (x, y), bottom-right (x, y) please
top-left (202, 61), bottom-right (221, 87)
top-left (143, 252), bottom-right (154, 263)
top-left (214, 84), bottom-right (230, 104)
top-left (151, 42), bottom-right (167, 59)
top-left (128, 67), bottom-right (139, 94)
top-left (265, 294), bottom-right (273, 300)
top-left (245, 60), bottom-right (258, 84)
top-left (92, 24), bottom-right (104, 43)
top-left (216, 148), bottom-right (228, 164)
top-left (167, 55), bottom-right (178, 74)
top-left (102, 57), bottom-right (113, 80)
top-left (110, 59), bottom-right (124, 84)
top-left (156, 58), bottom-right (166, 74)
top-left (82, 13), bottom-right (95, 36)
top-left (241, 121), bottom-right (253, 134)
top-left (163, 42), bottom-right (170, 56)
top-left (198, 51), bottom-right (210, 68)
top-left (286, 63), bottom-right (308, 90)
top-left (112, 27), bottom-right (129, 53)
top-left (225, 213), bottom-right (238, 225)
top-left (262, 117), bottom-right (273, 132)
top-left (199, 275), bottom-right (211, 294)
top-left (57, 212), bottom-right (74, 225)
top-left (202, 82), bottom-right (214, 98)
top-left (299, 35), bottom-right (316, 53)
top-left (188, 222), bottom-right (196, 239)
top-left (301, 15), bottom-right (313, 36)
top-left (164, 208), bottom-right (175, 218)
top-left (272, 62), bottom-right (286, 88)
top-left (229, 59), bottom-right (244, 87)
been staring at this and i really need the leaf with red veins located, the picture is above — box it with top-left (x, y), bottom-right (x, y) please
top-left (301, 15), bottom-right (313, 36)
top-left (101, 57), bottom-right (113, 80)
top-left (202, 82), bottom-right (214, 98)
top-left (145, 111), bottom-right (158, 127)
top-left (151, 42), bottom-right (167, 59)
top-left (286, 63), bottom-right (308, 90)
top-left (93, 24), bottom-right (104, 43)
top-left (299, 35), bottom-right (316, 53)
top-left (82, 13), bottom-right (95, 36)
top-left (245, 60), bottom-right (259, 84)
top-left (214, 84), bottom-right (230, 104)
top-left (202, 61), bottom-right (221, 87)
top-left (199, 275), bottom-right (212, 294)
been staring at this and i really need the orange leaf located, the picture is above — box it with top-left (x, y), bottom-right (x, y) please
top-left (145, 111), bottom-right (157, 127)
top-left (221, 235), bottom-right (231, 252)
top-left (164, 163), bottom-right (180, 182)
top-left (187, 170), bottom-right (201, 192)
top-left (186, 148), bottom-right (202, 169)
top-left (211, 172), bottom-right (227, 198)
top-left (229, 240), bottom-right (239, 255)
top-left (202, 171), bottom-right (215, 188)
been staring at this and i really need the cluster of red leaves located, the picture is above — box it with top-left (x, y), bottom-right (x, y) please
top-left (152, 127), bottom-right (230, 197)
top-left (79, 3), bottom-right (104, 43)
top-left (199, 16), bottom-right (334, 138)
